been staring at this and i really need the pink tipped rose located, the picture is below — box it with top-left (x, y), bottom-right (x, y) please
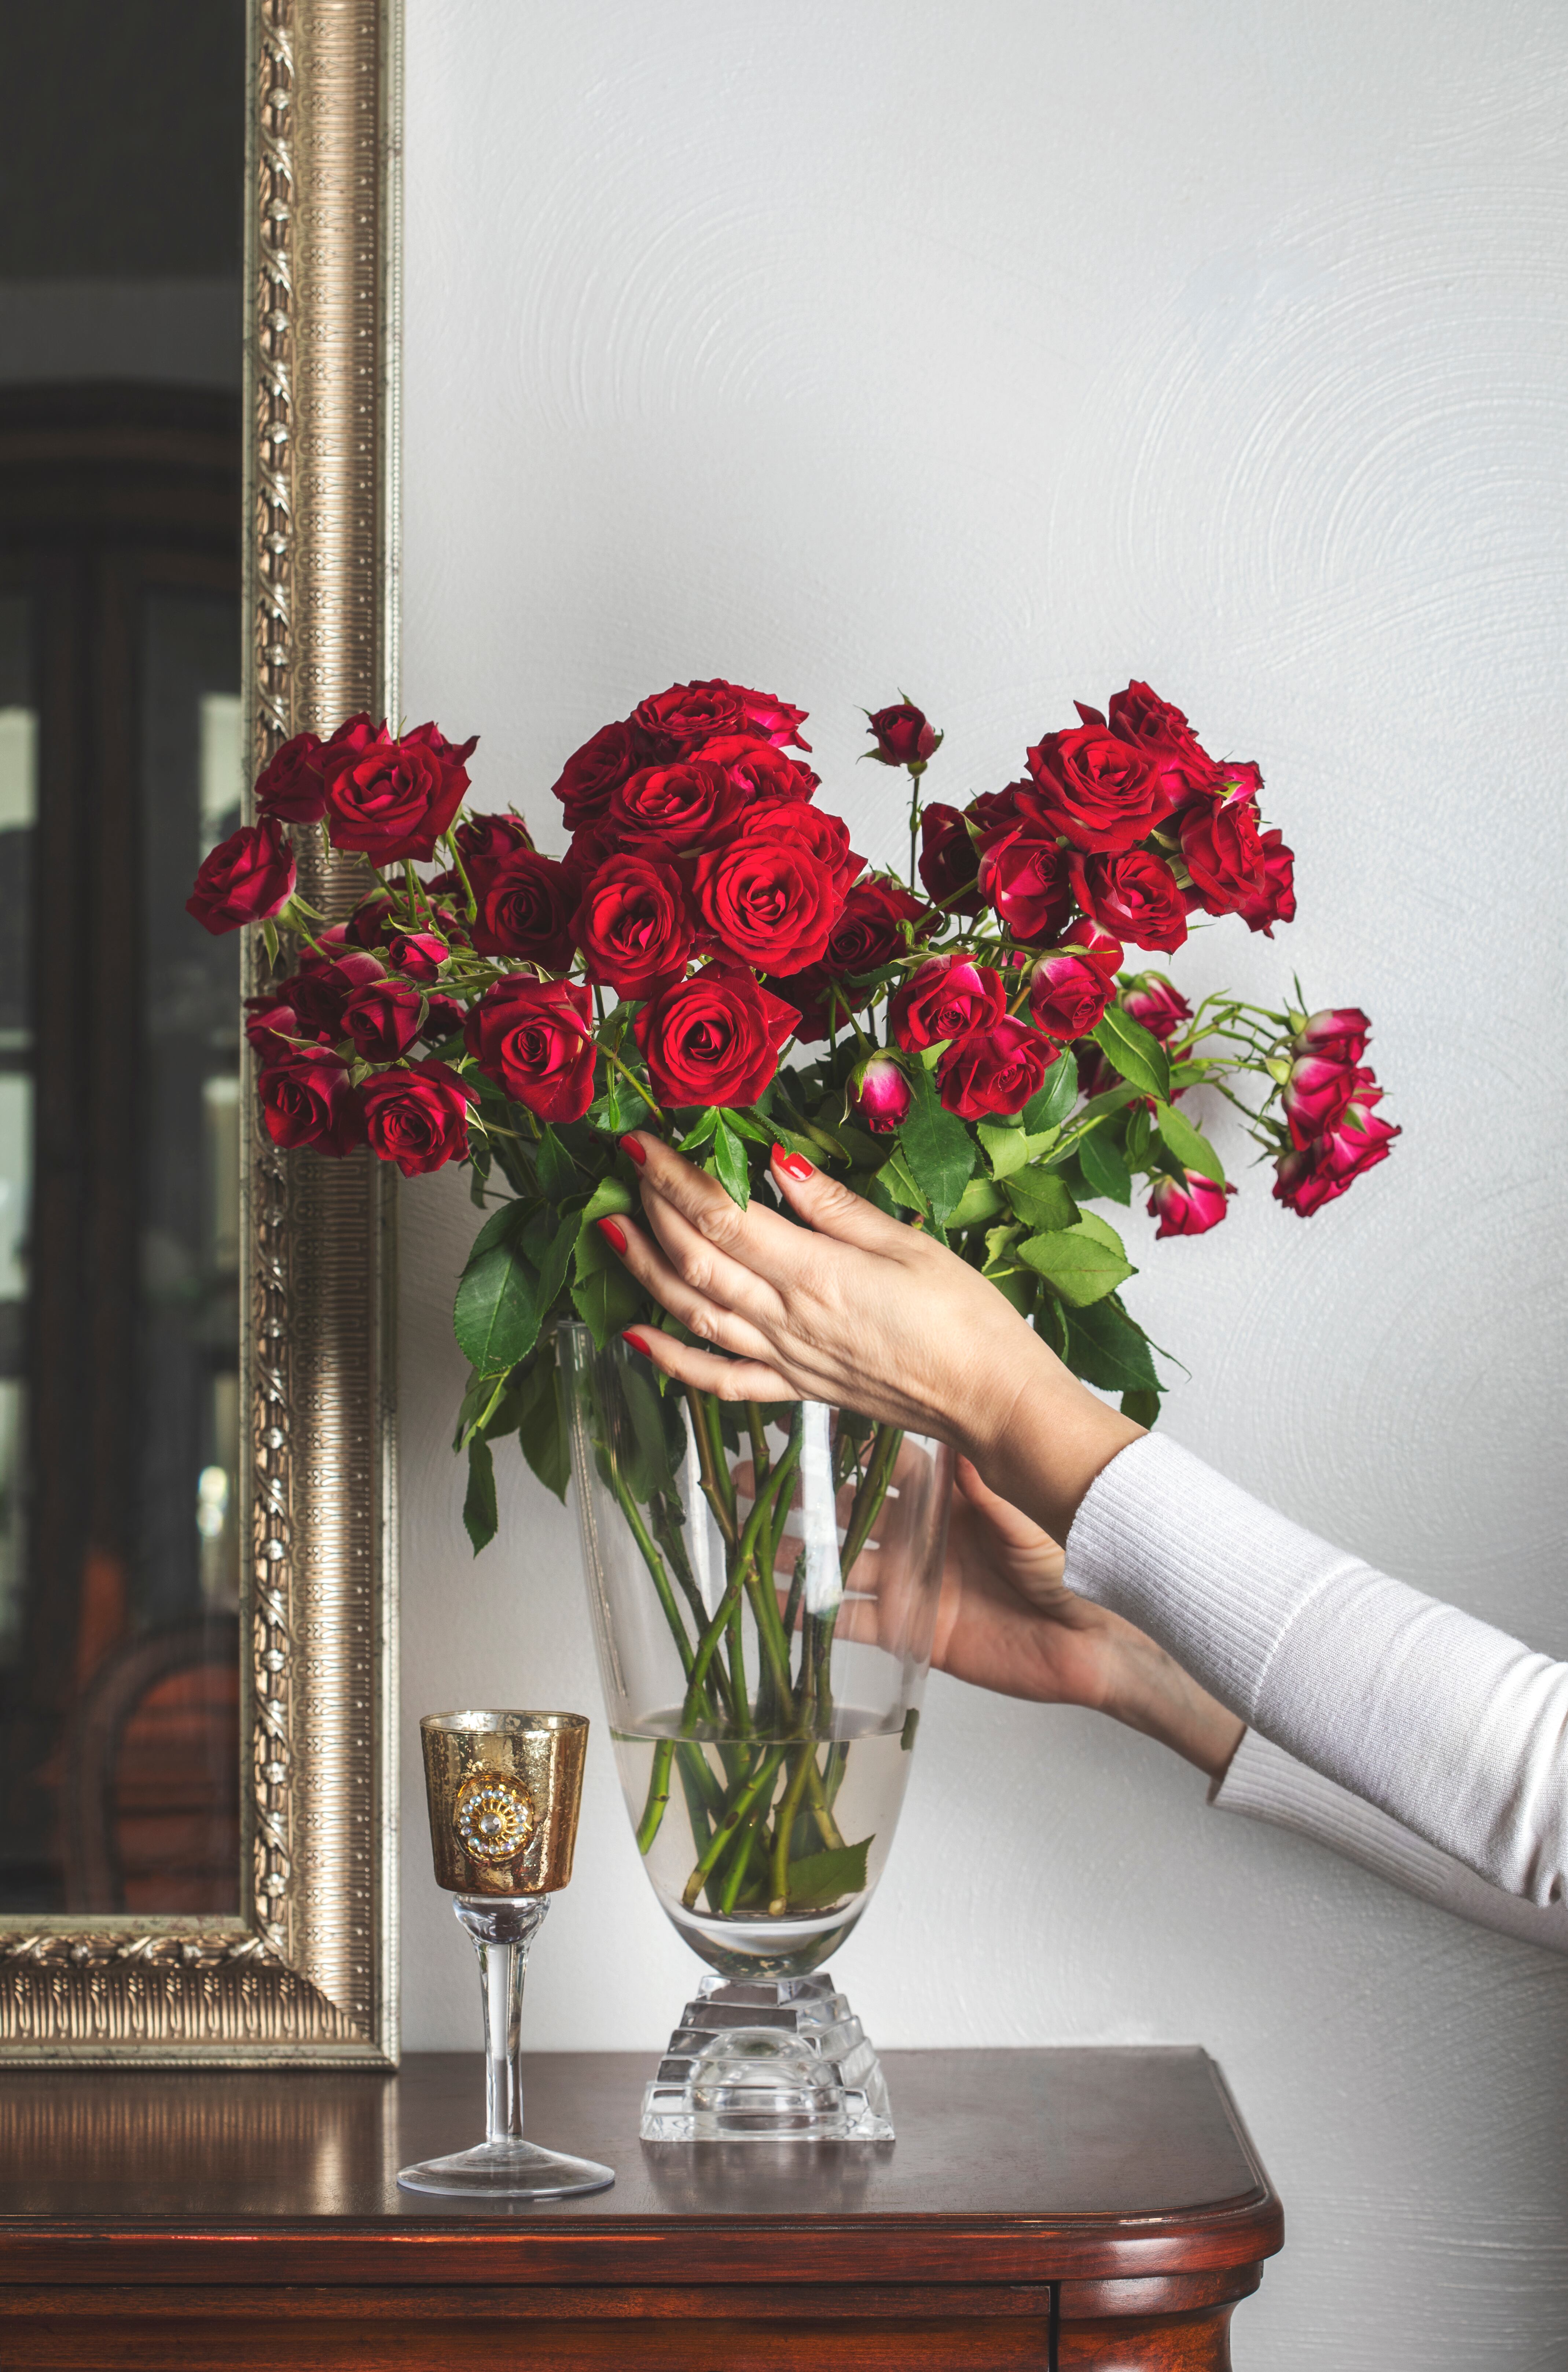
top-left (1291, 1007), bottom-right (1370, 1067)
top-left (849, 1055), bottom-right (912, 1134)
top-left (1147, 1169), bottom-right (1234, 1239)
top-left (1120, 974), bottom-right (1192, 1046)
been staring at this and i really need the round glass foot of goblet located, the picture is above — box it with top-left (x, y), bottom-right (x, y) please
top-left (397, 2137), bottom-right (614, 2200)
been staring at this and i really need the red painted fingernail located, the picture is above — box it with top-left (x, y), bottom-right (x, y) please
top-left (623, 1330), bottom-right (653, 1358)
top-left (620, 1134), bottom-right (647, 1168)
top-left (597, 1218), bottom-right (628, 1255)
top-left (772, 1142), bottom-right (814, 1182)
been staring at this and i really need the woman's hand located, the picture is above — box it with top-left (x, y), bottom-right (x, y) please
top-left (608, 1134), bottom-right (1143, 1546)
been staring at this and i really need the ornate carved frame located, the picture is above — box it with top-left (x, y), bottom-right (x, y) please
top-left (0, 0), bottom-right (403, 2064)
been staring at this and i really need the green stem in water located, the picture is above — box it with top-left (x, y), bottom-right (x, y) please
top-left (635, 1738), bottom-right (675, 1854)
top-left (681, 1747), bottom-right (785, 1908)
top-left (768, 1744), bottom-right (819, 1914)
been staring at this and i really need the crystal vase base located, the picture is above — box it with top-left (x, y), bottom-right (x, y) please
top-left (640, 1971), bottom-right (894, 2142)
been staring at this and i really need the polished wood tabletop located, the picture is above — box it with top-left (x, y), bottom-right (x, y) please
top-left (0, 2047), bottom-right (1284, 2368)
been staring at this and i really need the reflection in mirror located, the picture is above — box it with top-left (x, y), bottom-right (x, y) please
top-left (0, 1), bottom-right (246, 1916)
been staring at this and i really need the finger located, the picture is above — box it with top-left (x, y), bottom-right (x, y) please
top-left (622, 1327), bottom-right (798, 1405)
top-left (622, 1134), bottom-right (826, 1293)
top-left (955, 1454), bottom-right (1062, 1552)
top-left (634, 1185), bottom-right (792, 1334)
top-left (766, 1142), bottom-right (924, 1258)
top-left (605, 1215), bottom-right (783, 1368)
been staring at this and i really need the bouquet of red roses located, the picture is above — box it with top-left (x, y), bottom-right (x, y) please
top-left (190, 675), bottom-right (1396, 1545)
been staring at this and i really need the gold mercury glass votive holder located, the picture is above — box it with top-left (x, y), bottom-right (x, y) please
top-left (396, 1711), bottom-right (614, 2202)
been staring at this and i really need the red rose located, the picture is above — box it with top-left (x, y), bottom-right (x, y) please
top-left (346, 891), bottom-right (397, 949)
top-left (1293, 1007), bottom-right (1370, 1066)
top-left (1104, 682), bottom-right (1222, 805)
top-left (186, 815), bottom-right (296, 935)
top-left (978, 825), bottom-right (1075, 944)
top-left (1148, 1170), bottom-right (1234, 1238)
top-left (822, 876), bottom-right (926, 975)
top-left (1028, 942), bottom-right (1117, 1042)
top-left (245, 991), bottom-right (308, 1053)
top-left (573, 853), bottom-right (695, 998)
top-left (700, 680), bottom-right (811, 751)
top-left (1274, 1082), bottom-right (1399, 1216)
top-left (694, 734), bottom-right (819, 807)
top-left (611, 758), bottom-right (748, 851)
top-left (1281, 1053), bottom-right (1357, 1149)
top-left (1179, 796), bottom-right (1266, 915)
top-left (936, 1019), bottom-right (1059, 1119)
top-left (383, 929), bottom-right (453, 984)
top-left (849, 1054), bottom-right (912, 1133)
top-left (918, 803), bottom-right (983, 914)
top-left (864, 702), bottom-right (940, 769)
top-left (289, 948), bottom-right (385, 1037)
top-left (1070, 850), bottom-right (1187, 953)
top-left (464, 977), bottom-right (598, 1122)
top-left (319, 717), bottom-right (478, 863)
top-left (1120, 974), bottom-right (1191, 1044)
top-left (763, 963), bottom-right (836, 1044)
top-left (551, 719), bottom-right (650, 830)
top-left (1234, 827), bottom-right (1295, 936)
top-left (342, 976), bottom-right (427, 1062)
top-left (360, 1059), bottom-right (477, 1177)
top-left (258, 1045), bottom-right (364, 1156)
top-left (417, 994), bottom-right (467, 1045)
top-left (471, 849), bottom-right (576, 969)
top-left (633, 681), bottom-right (746, 751)
top-left (761, 800), bottom-right (860, 891)
top-left (254, 730), bottom-right (325, 825)
top-left (889, 953), bottom-right (1006, 1050)
top-left (691, 820), bottom-right (846, 976)
top-left (455, 809), bottom-right (536, 896)
top-left (634, 962), bottom-right (798, 1109)
top-left (1024, 725), bottom-right (1172, 853)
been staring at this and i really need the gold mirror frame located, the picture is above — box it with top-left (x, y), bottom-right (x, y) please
top-left (0, 0), bottom-right (403, 2065)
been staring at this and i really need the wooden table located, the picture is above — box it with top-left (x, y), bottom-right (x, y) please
top-left (0, 2048), bottom-right (1282, 2368)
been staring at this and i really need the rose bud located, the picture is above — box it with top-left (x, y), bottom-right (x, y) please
top-left (634, 962), bottom-right (798, 1110)
top-left (1028, 935), bottom-right (1119, 1042)
top-left (918, 803), bottom-right (984, 914)
top-left (574, 853), bottom-right (695, 998)
top-left (848, 1054), bottom-right (912, 1134)
top-left (465, 977), bottom-right (598, 1123)
top-left (186, 815), bottom-right (297, 935)
top-left (1121, 974), bottom-right (1192, 1044)
top-left (863, 701), bottom-right (941, 772)
top-left (936, 1018), bottom-right (1059, 1120)
top-left (551, 718), bottom-right (650, 830)
top-left (342, 976), bottom-right (427, 1063)
top-left (1291, 1007), bottom-right (1370, 1067)
top-left (889, 952), bottom-right (1007, 1050)
top-left (1069, 849), bottom-right (1187, 953)
top-left (383, 929), bottom-right (452, 984)
top-left (1235, 827), bottom-right (1296, 936)
top-left (257, 1045), bottom-right (364, 1156)
top-left (1024, 724), bottom-right (1171, 853)
top-left (253, 729), bottom-right (325, 825)
top-left (977, 825), bottom-right (1075, 944)
top-left (1148, 1169), bottom-right (1234, 1239)
top-left (1281, 1052), bottom-right (1357, 1149)
top-left (359, 1059), bottom-right (477, 1177)
top-left (289, 948), bottom-right (385, 1038)
top-left (1272, 1097), bottom-right (1400, 1216)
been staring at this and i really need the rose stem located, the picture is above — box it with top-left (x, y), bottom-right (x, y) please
top-left (682, 1747), bottom-right (786, 1909)
top-left (684, 1386), bottom-right (737, 1550)
top-left (745, 1403), bottom-right (772, 1491)
top-left (768, 1745), bottom-right (819, 1914)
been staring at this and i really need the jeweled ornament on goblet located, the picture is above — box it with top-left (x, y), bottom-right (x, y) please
top-left (397, 1710), bottom-right (614, 2201)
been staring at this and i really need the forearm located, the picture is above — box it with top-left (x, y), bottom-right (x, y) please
top-left (1106, 1626), bottom-right (1245, 1780)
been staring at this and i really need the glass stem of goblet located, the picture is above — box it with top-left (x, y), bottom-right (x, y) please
top-left (454, 1894), bottom-right (550, 2147)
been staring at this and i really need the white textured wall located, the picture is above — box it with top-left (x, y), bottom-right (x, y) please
top-left (398, 4), bottom-right (1568, 2362)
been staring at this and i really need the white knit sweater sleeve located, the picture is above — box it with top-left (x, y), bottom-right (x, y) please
top-left (1063, 1433), bottom-right (1568, 1907)
top-left (1209, 1729), bottom-right (1568, 1954)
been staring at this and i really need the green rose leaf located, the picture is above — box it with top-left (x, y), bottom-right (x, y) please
top-left (1076, 1126), bottom-right (1133, 1206)
top-left (463, 1435), bottom-right (498, 1557)
top-left (535, 1124), bottom-right (578, 1202)
top-left (1090, 1009), bottom-right (1171, 1104)
top-left (677, 1106), bottom-right (721, 1153)
top-left (778, 1834), bottom-right (873, 1910)
top-left (514, 1347), bottom-right (571, 1503)
top-left (948, 1173), bottom-right (1005, 1230)
top-left (711, 1114), bottom-right (750, 1210)
top-left (1153, 1099), bottom-right (1225, 1186)
top-left (978, 1118), bottom-right (1032, 1179)
top-left (1121, 1388), bottom-right (1161, 1428)
top-left (896, 1060), bottom-right (973, 1225)
top-left (1004, 1167), bottom-right (1079, 1233)
top-left (1017, 1221), bottom-right (1135, 1307)
top-left (1062, 1296), bottom-right (1160, 1395)
top-left (454, 1218), bottom-right (544, 1373)
top-left (1020, 1053), bottom-right (1080, 1136)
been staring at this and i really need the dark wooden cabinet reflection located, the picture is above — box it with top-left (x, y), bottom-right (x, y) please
top-left (0, 386), bottom-right (242, 1914)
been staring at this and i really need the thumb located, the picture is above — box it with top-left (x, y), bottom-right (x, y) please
top-left (956, 1455), bottom-right (1061, 1553)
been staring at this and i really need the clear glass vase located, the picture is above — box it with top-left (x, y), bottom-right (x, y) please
top-left (560, 1323), bottom-right (952, 2139)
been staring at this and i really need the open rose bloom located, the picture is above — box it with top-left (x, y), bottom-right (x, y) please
top-left (199, 677), bottom-right (1395, 1531)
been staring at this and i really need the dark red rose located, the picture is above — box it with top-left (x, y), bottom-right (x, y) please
top-left (383, 929), bottom-right (453, 984)
top-left (691, 821), bottom-right (846, 976)
top-left (1274, 1080), bottom-right (1399, 1215)
top-left (257, 1045), bottom-right (364, 1156)
top-left (937, 1019), bottom-right (1060, 1119)
top-left (699, 680), bottom-right (811, 751)
top-left (1104, 682), bottom-right (1223, 805)
top-left (611, 757), bottom-right (748, 851)
top-left (346, 891), bottom-right (398, 949)
top-left (573, 853), bottom-right (695, 998)
top-left (455, 809), bottom-right (536, 908)
top-left (1179, 796), bottom-right (1266, 915)
top-left (289, 948), bottom-right (385, 1037)
top-left (1293, 1008), bottom-right (1370, 1066)
top-left (341, 976), bottom-right (427, 1062)
top-left (849, 1054), bottom-right (912, 1133)
top-left (187, 815), bottom-right (296, 935)
top-left (633, 681), bottom-right (746, 751)
top-left (470, 849), bottom-right (576, 969)
top-left (889, 953), bottom-right (1006, 1050)
top-left (978, 825), bottom-right (1075, 943)
top-left (244, 991), bottom-right (308, 1053)
top-left (864, 702), bottom-right (940, 769)
top-left (1234, 827), bottom-right (1295, 936)
top-left (633, 962), bottom-right (798, 1109)
top-left (1070, 850), bottom-right (1187, 953)
top-left (763, 963), bottom-right (836, 1044)
top-left (1028, 941), bottom-right (1117, 1042)
top-left (551, 719), bottom-right (650, 830)
top-left (970, 784), bottom-right (1030, 841)
top-left (918, 802), bottom-right (983, 914)
top-left (1120, 974), bottom-right (1192, 1044)
top-left (1075, 1039), bottom-right (1118, 1100)
top-left (253, 730), bottom-right (325, 825)
top-left (359, 1059), bottom-right (477, 1177)
top-left (694, 734), bottom-right (819, 806)
top-left (1024, 724), bottom-right (1172, 853)
top-left (1282, 1053), bottom-right (1357, 1149)
top-left (464, 977), bottom-right (597, 1122)
top-left (416, 993), bottom-right (467, 1045)
top-left (822, 876), bottom-right (926, 975)
top-left (318, 717), bottom-right (478, 863)
top-left (1148, 1170), bottom-right (1234, 1238)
